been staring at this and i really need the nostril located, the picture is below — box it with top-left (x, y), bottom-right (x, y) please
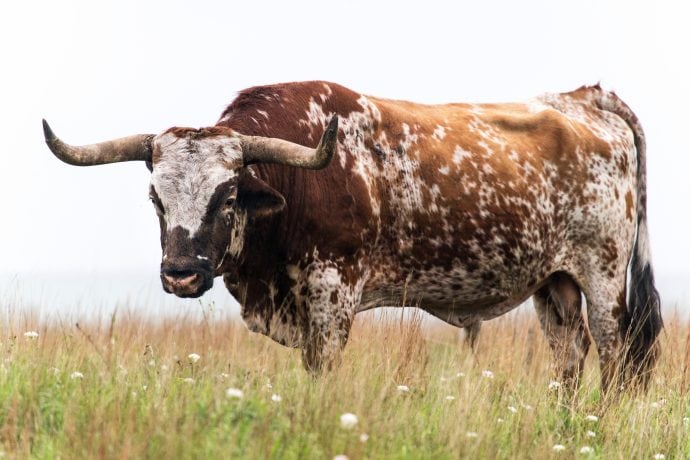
top-left (179, 274), bottom-right (198, 286)
top-left (162, 270), bottom-right (201, 287)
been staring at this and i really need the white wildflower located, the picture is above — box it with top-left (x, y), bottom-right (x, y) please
top-left (23, 331), bottom-right (39, 339)
top-left (456, 372), bottom-right (465, 378)
top-left (397, 385), bottom-right (410, 393)
top-left (340, 413), bottom-right (358, 429)
top-left (683, 416), bottom-right (690, 425)
top-left (497, 418), bottom-right (504, 423)
top-left (586, 430), bottom-right (596, 438)
top-left (187, 353), bottom-right (201, 364)
top-left (226, 388), bottom-right (244, 399)
top-left (579, 446), bottom-right (593, 455)
top-left (218, 373), bottom-right (229, 380)
top-left (333, 455), bottom-right (349, 460)
top-left (445, 395), bottom-right (456, 401)
top-left (182, 377), bottom-right (195, 384)
top-left (142, 385), bottom-right (147, 391)
top-left (359, 433), bottom-right (369, 443)
top-left (548, 381), bottom-right (561, 390)
top-left (271, 394), bottom-right (282, 403)
top-left (482, 370), bottom-right (494, 379)
top-left (148, 359), bottom-right (156, 367)
top-left (522, 404), bottom-right (533, 411)
top-left (585, 415), bottom-right (598, 423)
top-left (653, 454), bottom-right (665, 460)
top-left (160, 364), bottom-right (169, 372)
top-left (508, 406), bottom-right (518, 413)
top-left (466, 431), bottom-right (479, 438)
top-left (70, 371), bottom-right (84, 380)
top-left (553, 444), bottom-right (566, 452)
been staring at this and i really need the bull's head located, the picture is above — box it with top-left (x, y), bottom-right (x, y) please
top-left (42, 117), bottom-right (338, 298)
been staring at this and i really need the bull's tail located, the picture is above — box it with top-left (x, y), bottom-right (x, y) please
top-left (596, 88), bottom-right (663, 385)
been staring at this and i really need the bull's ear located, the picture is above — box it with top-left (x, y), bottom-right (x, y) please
top-left (237, 170), bottom-right (286, 219)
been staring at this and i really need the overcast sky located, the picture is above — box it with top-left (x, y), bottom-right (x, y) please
top-left (1, 0), bottom-right (688, 312)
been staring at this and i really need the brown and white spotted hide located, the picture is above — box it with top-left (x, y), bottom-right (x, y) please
top-left (211, 82), bottom-right (659, 387)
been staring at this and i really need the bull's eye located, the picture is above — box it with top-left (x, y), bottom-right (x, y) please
top-left (150, 196), bottom-right (164, 215)
top-left (221, 196), bottom-right (236, 225)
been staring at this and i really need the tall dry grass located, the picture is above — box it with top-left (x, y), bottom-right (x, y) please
top-left (0, 306), bottom-right (687, 458)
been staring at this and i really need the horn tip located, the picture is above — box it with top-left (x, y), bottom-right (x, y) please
top-left (322, 115), bottom-right (338, 144)
top-left (327, 115), bottom-right (339, 131)
top-left (42, 119), bottom-right (56, 142)
top-left (312, 115), bottom-right (339, 169)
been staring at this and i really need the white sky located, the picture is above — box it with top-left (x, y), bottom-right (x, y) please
top-left (1, 0), bottom-right (688, 311)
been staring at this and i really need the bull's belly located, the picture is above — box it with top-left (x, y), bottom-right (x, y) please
top-left (359, 282), bottom-right (538, 323)
top-left (359, 260), bottom-right (555, 324)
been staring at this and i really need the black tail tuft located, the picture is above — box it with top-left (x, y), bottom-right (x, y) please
top-left (622, 256), bottom-right (663, 386)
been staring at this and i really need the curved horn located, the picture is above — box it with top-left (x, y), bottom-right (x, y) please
top-left (240, 115), bottom-right (338, 170)
top-left (42, 119), bottom-right (154, 166)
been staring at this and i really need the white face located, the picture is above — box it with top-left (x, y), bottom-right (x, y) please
top-left (150, 131), bottom-right (243, 237)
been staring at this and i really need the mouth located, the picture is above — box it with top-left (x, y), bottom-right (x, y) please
top-left (160, 269), bottom-right (213, 298)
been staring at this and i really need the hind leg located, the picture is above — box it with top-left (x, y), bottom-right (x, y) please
top-left (579, 272), bottom-right (628, 393)
top-left (463, 322), bottom-right (481, 350)
top-left (534, 272), bottom-right (591, 388)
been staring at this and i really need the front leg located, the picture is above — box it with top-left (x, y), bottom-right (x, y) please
top-left (291, 260), bottom-right (363, 374)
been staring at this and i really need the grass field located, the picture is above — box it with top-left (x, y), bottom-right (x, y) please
top-left (0, 306), bottom-right (687, 459)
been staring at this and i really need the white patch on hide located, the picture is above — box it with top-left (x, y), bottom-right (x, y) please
top-left (432, 125), bottom-right (447, 140)
top-left (452, 146), bottom-right (473, 164)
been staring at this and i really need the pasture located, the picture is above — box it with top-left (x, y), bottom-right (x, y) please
top-left (0, 306), bottom-right (687, 459)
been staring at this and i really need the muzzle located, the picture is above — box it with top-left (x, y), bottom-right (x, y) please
top-left (160, 257), bottom-right (213, 298)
